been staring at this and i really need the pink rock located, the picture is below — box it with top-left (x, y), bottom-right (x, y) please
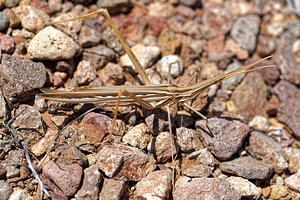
top-left (0, 35), bottom-right (14, 54)
top-left (173, 177), bottom-right (241, 200)
top-left (150, 131), bottom-right (178, 163)
top-left (98, 143), bottom-right (156, 181)
top-left (203, 2), bottom-right (233, 37)
top-left (136, 169), bottom-right (172, 200)
top-left (43, 160), bottom-right (83, 196)
top-left (79, 112), bottom-right (111, 146)
top-left (196, 113), bottom-right (249, 160)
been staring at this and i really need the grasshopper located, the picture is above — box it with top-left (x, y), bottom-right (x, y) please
top-left (39, 9), bottom-right (274, 144)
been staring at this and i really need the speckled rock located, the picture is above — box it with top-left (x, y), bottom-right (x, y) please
top-left (75, 165), bottom-right (102, 200)
top-left (0, 35), bottom-right (14, 53)
top-left (267, 126), bottom-right (292, 147)
top-left (43, 160), bottom-right (83, 196)
top-left (221, 60), bottom-right (245, 90)
top-left (148, 2), bottom-right (175, 18)
top-left (148, 131), bottom-right (178, 163)
top-left (73, 60), bottom-right (96, 85)
top-left (54, 144), bottom-right (88, 167)
top-left (98, 143), bottom-right (156, 181)
top-left (226, 176), bottom-right (261, 199)
top-left (285, 171), bottom-right (300, 193)
top-left (181, 157), bottom-right (212, 178)
top-left (120, 43), bottom-right (160, 72)
top-left (144, 108), bottom-right (171, 135)
top-left (0, 180), bottom-right (13, 200)
top-left (269, 185), bottom-right (291, 200)
top-left (0, 54), bottom-right (46, 103)
top-left (79, 112), bottom-right (111, 146)
top-left (275, 32), bottom-right (300, 85)
top-left (158, 28), bottom-right (181, 56)
top-left (284, 147), bottom-right (300, 174)
top-left (11, 104), bottom-right (43, 132)
top-left (122, 123), bottom-right (151, 149)
top-left (28, 26), bottom-right (77, 60)
top-left (173, 177), bottom-right (241, 200)
top-left (176, 127), bottom-right (202, 153)
top-left (12, 6), bottom-right (49, 32)
top-left (188, 148), bottom-right (215, 169)
top-left (195, 113), bottom-right (249, 160)
top-left (248, 115), bottom-right (269, 132)
top-left (230, 72), bottom-right (267, 122)
top-left (273, 80), bottom-right (300, 139)
top-left (220, 156), bottom-right (273, 180)
top-left (136, 169), bottom-right (172, 200)
top-left (8, 189), bottom-right (34, 200)
top-left (230, 15), bottom-right (260, 53)
top-left (203, 2), bottom-right (233, 36)
top-left (79, 25), bottom-right (101, 47)
top-left (248, 131), bottom-right (288, 173)
top-left (99, 179), bottom-right (126, 200)
top-left (82, 45), bottom-right (115, 70)
top-left (157, 55), bottom-right (184, 79)
top-left (31, 129), bottom-right (57, 156)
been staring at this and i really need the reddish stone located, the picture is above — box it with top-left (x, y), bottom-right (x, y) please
top-left (203, 2), bottom-right (233, 36)
top-left (147, 16), bottom-right (167, 36)
top-left (0, 35), bottom-right (14, 54)
top-left (176, 4), bottom-right (196, 19)
top-left (43, 160), bottom-right (83, 197)
top-left (30, 0), bottom-right (51, 14)
top-left (79, 112), bottom-right (111, 146)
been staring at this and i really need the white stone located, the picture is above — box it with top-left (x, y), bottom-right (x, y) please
top-left (120, 44), bottom-right (160, 71)
top-left (249, 115), bottom-right (269, 132)
top-left (28, 26), bottom-right (77, 60)
top-left (157, 55), bottom-right (184, 79)
top-left (226, 176), bottom-right (261, 199)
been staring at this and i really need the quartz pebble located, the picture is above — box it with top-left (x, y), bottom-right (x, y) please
top-left (249, 115), bottom-right (269, 132)
top-left (226, 176), bottom-right (261, 199)
top-left (0, 180), bottom-right (13, 200)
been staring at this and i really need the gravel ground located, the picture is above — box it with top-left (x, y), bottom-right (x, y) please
top-left (0, 0), bottom-right (300, 199)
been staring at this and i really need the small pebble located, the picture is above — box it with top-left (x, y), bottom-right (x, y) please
top-left (249, 115), bottom-right (269, 132)
top-left (120, 44), bottom-right (160, 72)
top-left (230, 15), bottom-right (260, 53)
top-left (5, 0), bottom-right (20, 8)
top-left (226, 176), bottom-right (261, 199)
top-left (0, 12), bottom-right (9, 31)
top-left (122, 123), bottom-right (151, 149)
top-left (0, 180), bottom-right (13, 200)
top-left (7, 189), bottom-right (34, 200)
top-left (157, 55), bottom-right (184, 79)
